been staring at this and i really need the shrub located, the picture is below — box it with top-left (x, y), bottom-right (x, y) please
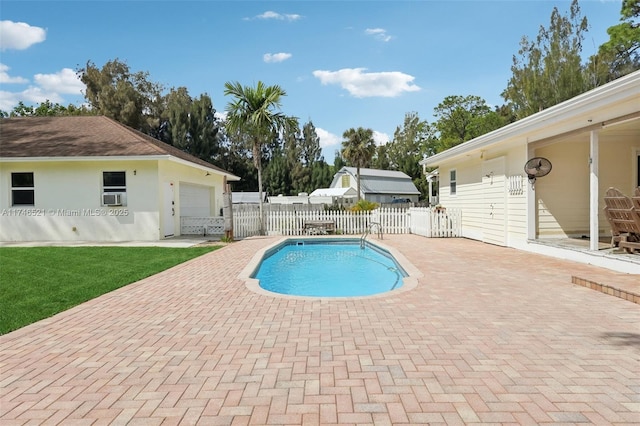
top-left (350, 199), bottom-right (378, 212)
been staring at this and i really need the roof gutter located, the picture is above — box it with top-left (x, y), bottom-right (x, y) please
top-left (1, 154), bottom-right (241, 181)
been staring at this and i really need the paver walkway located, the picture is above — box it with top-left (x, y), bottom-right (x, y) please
top-left (1, 235), bottom-right (639, 425)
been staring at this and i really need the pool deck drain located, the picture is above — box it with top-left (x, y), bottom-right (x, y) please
top-left (1, 235), bottom-right (638, 424)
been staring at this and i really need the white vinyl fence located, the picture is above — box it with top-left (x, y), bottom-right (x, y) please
top-left (408, 207), bottom-right (461, 238)
top-left (182, 207), bottom-right (461, 238)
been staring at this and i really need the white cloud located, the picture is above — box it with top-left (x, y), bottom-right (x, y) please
top-left (365, 28), bottom-right (392, 42)
top-left (248, 11), bottom-right (302, 22)
top-left (312, 68), bottom-right (421, 98)
top-left (0, 63), bottom-right (28, 84)
top-left (0, 90), bottom-right (20, 111)
top-left (0, 67), bottom-right (86, 112)
top-left (373, 130), bottom-right (390, 146)
top-left (34, 68), bottom-right (84, 94)
top-left (0, 20), bottom-right (46, 51)
top-left (315, 128), bottom-right (341, 148)
top-left (263, 52), bottom-right (292, 63)
top-left (0, 86), bottom-right (64, 112)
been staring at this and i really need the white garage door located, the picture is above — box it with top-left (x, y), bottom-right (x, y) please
top-left (180, 184), bottom-right (211, 217)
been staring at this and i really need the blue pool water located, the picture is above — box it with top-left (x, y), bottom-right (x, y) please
top-left (253, 239), bottom-right (406, 297)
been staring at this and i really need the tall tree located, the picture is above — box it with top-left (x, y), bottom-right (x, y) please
top-left (300, 121), bottom-right (322, 166)
top-left (289, 120), bottom-right (324, 194)
top-left (341, 127), bottom-right (376, 201)
top-left (224, 81), bottom-right (298, 234)
top-left (433, 95), bottom-right (502, 150)
top-left (333, 150), bottom-right (346, 172)
top-left (215, 129), bottom-right (257, 192)
top-left (586, 0), bottom-right (640, 86)
top-left (264, 152), bottom-right (291, 196)
top-left (164, 87), bottom-right (192, 145)
top-left (502, 0), bottom-right (588, 119)
top-left (371, 144), bottom-right (391, 170)
top-left (159, 89), bottom-right (220, 161)
top-left (185, 94), bottom-right (220, 161)
top-left (386, 112), bottom-right (437, 199)
top-left (310, 160), bottom-right (333, 190)
top-left (77, 59), bottom-right (164, 132)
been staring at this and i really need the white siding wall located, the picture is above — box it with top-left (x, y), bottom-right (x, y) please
top-left (536, 140), bottom-right (590, 238)
top-left (437, 146), bottom-right (529, 247)
top-left (0, 160), bottom-right (160, 241)
top-left (534, 134), bottom-right (639, 239)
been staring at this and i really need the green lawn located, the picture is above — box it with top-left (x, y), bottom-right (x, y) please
top-left (0, 246), bottom-right (220, 335)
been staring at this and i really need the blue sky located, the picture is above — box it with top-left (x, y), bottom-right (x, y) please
top-left (0, 1), bottom-right (624, 162)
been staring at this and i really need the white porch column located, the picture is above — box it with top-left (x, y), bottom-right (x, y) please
top-left (589, 130), bottom-right (599, 251)
top-left (526, 145), bottom-right (536, 240)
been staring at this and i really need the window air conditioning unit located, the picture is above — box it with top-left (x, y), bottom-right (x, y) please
top-left (102, 193), bottom-right (123, 206)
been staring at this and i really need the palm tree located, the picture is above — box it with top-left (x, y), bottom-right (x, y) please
top-left (341, 127), bottom-right (376, 201)
top-left (224, 81), bottom-right (298, 234)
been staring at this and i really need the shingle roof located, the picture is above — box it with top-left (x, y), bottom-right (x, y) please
top-left (0, 116), bottom-right (239, 179)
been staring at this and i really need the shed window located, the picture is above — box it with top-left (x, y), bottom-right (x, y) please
top-left (341, 175), bottom-right (349, 188)
top-left (450, 169), bottom-right (457, 196)
top-left (11, 172), bottom-right (35, 206)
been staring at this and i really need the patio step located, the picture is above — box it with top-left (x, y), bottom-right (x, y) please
top-left (572, 275), bottom-right (640, 304)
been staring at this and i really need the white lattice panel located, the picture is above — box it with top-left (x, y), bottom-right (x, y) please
top-left (181, 217), bottom-right (225, 235)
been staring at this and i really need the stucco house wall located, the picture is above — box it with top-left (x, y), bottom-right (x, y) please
top-left (0, 116), bottom-right (239, 242)
top-left (0, 160), bottom-right (160, 241)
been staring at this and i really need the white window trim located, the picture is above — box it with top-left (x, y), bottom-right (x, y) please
top-left (102, 171), bottom-right (127, 206)
top-left (11, 172), bottom-right (35, 206)
top-left (449, 169), bottom-right (457, 196)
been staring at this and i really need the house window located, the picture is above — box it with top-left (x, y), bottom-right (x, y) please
top-left (341, 175), bottom-right (349, 188)
top-left (103, 171), bottom-right (126, 193)
top-left (11, 172), bottom-right (35, 206)
top-left (450, 169), bottom-right (457, 196)
top-left (102, 171), bottom-right (127, 206)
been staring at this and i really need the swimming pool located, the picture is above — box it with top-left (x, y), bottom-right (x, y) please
top-left (251, 238), bottom-right (407, 297)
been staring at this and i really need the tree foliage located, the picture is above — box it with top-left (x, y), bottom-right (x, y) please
top-left (587, 0), bottom-right (640, 86)
top-left (77, 59), bottom-right (164, 132)
top-left (433, 95), bottom-right (505, 150)
top-left (384, 112), bottom-right (438, 199)
top-left (502, 0), bottom-right (588, 119)
top-left (224, 81), bottom-right (298, 233)
top-left (4, 100), bottom-right (94, 117)
top-left (341, 127), bottom-right (376, 201)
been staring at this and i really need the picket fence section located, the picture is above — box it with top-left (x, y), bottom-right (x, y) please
top-left (227, 207), bottom-right (461, 239)
top-left (408, 207), bottom-right (461, 237)
top-left (372, 208), bottom-right (410, 234)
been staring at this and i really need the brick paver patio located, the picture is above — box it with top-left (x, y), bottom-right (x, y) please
top-left (1, 235), bottom-right (639, 425)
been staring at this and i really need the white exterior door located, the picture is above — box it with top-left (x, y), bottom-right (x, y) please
top-left (180, 183), bottom-right (211, 217)
top-left (482, 157), bottom-right (506, 246)
top-left (163, 182), bottom-right (175, 237)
